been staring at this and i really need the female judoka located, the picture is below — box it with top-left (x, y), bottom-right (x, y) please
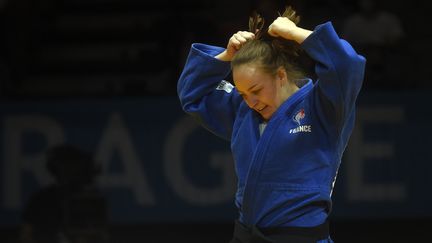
top-left (177, 6), bottom-right (366, 243)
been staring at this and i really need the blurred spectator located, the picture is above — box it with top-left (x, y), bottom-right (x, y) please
top-left (342, 0), bottom-right (405, 90)
top-left (20, 144), bottom-right (109, 243)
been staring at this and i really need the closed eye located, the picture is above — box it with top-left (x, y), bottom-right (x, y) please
top-left (251, 88), bottom-right (261, 95)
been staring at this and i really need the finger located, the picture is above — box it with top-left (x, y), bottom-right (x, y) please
top-left (230, 37), bottom-right (242, 50)
top-left (234, 33), bottom-right (248, 44)
top-left (267, 24), bottom-right (278, 37)
top-left (240, 31), bottom-right (255, 40)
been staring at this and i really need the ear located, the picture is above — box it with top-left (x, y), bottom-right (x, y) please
top-left (276, 67), bottom-right (288, 86)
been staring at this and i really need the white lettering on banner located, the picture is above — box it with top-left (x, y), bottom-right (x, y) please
top-left (164, 115), bottom-right (236, 205)
top-left (346, 107), bottom-right (406, 201)
top-left (95, 113), bottom-right (155, 206)
top-left (3, 115), bottom-right (64, 209)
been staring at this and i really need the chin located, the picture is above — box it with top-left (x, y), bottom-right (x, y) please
top-left (262, 113), bottom-right (273, 121)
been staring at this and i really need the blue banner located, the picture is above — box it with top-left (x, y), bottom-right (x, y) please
top-left (1, 92), bottom-right (431, 226)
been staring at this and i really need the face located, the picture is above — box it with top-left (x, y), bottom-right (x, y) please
top-left (233, 64), bottom-right (286, 121)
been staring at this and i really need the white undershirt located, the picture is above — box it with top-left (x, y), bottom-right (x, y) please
top-left (259, 122), bottom-right (268, 136)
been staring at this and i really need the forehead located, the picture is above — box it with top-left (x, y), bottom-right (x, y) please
top-left (233, 64), bottom-right (272, 90)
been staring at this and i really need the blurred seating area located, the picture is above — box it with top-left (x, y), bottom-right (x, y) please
top-left (0, 1), bottom-right (431, 243)
top-left (0, 0), bottom-right (430, 98)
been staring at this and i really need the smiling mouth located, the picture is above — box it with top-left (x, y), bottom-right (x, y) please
top-left (257, 106), bottom-right (266, 112)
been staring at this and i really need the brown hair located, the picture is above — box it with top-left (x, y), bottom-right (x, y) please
top-left (231, 6), bottom-right (308, 81)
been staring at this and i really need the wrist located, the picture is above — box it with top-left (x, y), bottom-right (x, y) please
top-left (291, 27), bottom-right (313, 44)
top-left (215, 50), bottom-right (231, 62)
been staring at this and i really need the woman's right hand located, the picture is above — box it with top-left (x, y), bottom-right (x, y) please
top-left (216, 31), bottom-right (255, 61)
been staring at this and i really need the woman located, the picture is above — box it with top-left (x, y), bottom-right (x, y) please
top-left (177, 6), bottom-right (366, 243)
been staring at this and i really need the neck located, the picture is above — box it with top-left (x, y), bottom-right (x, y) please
top-left (280, 81), bottom-right (300, 102)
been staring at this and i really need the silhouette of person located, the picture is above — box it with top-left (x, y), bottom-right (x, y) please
top-left (342, 0), bottom-right (405, 89)
top-left (20, 144), bottom-right (109, 243)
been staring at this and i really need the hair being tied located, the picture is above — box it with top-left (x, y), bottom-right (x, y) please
top-left (250, 5), bottom-right (301, 55)
top-left (232, 5), bottom-right (307, 80)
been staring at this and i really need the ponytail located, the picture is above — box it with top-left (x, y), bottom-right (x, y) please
top-left (232, 6), bottom-right (309, 81)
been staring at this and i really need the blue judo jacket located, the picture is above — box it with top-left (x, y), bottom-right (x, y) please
top-left (177, 22), bottom-right (366, 228)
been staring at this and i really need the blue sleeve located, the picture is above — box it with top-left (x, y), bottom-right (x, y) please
top-left (301, 22), bottom-right (366, 135)
top-left (177, 43), bottom-right (243, 140)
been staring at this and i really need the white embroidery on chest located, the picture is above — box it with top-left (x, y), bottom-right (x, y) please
top-left (289, 108), bottom-right (312, 134)
top-left (216, 80), bottom-right (234, 93)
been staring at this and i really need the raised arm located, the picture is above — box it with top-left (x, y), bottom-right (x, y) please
top-left (267, 16), bottom-right (366, 133)
top-left (301, 22), bottom-right (366, 129)
top-left (177, 30), bottom-right (256, 140)
top-left (177, 44), bottom-right (238, 140)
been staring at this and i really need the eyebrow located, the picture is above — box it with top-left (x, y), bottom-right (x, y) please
top-left (237, 83), bottom-right (259, 95)
top-left (247, 84), bottom-right (258, 91)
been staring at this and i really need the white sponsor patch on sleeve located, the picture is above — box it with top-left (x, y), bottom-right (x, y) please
top-left (216, 80), bottom-right (234, 93)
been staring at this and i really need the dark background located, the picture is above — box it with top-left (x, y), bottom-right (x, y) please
top-left (0, 0), bottom-right (431, 242)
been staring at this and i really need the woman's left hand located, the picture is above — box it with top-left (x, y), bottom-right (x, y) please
top-left (268, 17), bottom-right (312, 44)
top-left (268, 17), bottom-right (297, 39)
